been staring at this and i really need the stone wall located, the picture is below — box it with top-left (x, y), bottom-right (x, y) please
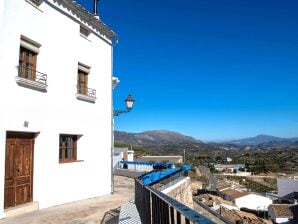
top-left (162, 177), bottom-right (194, 209)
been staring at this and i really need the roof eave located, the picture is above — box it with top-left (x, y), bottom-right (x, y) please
top-left (52, 0), bottom-right (118, 41)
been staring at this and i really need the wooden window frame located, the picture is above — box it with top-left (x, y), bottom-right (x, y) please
top-left (59, 134), bottom-right (79, 163)
top-left (77, 69), bottom-right (89, 96)
top-left (19, 47), bottom-right (37, 81)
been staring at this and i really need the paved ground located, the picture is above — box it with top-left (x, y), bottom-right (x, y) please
top-left (0, 176), bottom-right (135, 224)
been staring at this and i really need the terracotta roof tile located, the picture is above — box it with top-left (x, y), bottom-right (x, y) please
top-left (220, 189), bottom-right (250, 200)
top-left (270, 204), bottom-right (294, 218)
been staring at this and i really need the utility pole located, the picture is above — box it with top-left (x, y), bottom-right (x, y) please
top-left (183, 149), bottom-right (186, 163)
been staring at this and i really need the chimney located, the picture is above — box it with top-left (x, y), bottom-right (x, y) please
top-left (93, 0), bottom-right (99, 19)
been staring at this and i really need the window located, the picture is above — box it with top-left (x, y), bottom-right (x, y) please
top-left (77, 69), bottom-right (88, 95)
top-left (18, 35), bottom-right (41, 81)
top-left (19, 47), bottom-right (37, 81)
top-left (76, 63), bottom-right (96, 102)
top-left (59, 135), bottom-right (77, 163)
top-left (80, 25), bottom-right (90, 38)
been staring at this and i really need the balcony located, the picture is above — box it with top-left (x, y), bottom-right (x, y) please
top-left (16, 66), bottom-right (48, 91)
top-left (76, 86), bottom-right (97, 103)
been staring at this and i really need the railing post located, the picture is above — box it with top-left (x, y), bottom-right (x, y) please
top-left (177, 211), bottom-right (181, 224)
top-left (170, 206), bottom-right (174, 224)
top-left (136, 177), bottom-right (216, 224)
top-left (185, 217), bottom-right (190, 224)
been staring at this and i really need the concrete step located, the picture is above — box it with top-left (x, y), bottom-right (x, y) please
top-left (5, 202), bottom-right (39, 218)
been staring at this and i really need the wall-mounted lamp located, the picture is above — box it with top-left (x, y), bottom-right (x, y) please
top-left (113, 94), bottom-right (135, 116)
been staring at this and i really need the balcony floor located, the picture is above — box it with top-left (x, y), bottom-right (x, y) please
top-left (0, 176), bottom-right (135, 224)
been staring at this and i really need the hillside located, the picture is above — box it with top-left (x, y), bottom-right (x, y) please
top-left (225, 134), bottom-right (298, 146)
top-left (115, 130), bottom-right (202, 147)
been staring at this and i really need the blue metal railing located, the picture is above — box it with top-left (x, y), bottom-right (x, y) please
top-left (131, 161), bottom-right (216, 223)
top-left (135, 178), bottom-right (216, 224)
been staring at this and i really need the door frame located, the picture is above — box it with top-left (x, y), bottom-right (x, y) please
top-left (4, 131), bottom-right (38, 209)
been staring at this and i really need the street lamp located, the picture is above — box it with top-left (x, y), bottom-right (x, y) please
top-left (113, 94), bottom-right (135, 116)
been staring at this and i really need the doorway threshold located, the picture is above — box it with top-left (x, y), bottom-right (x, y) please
top-left (5, 202), bottom-right (39, 217)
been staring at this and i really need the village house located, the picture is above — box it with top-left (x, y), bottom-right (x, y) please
top-left (268, 204), bottom-right (294, 224)
top-left (219, 188), bottom-right (272, 211)
top-left (113, 147), bottom-right (134, 168)
top-left (0, 0), bottom-right (117, 219)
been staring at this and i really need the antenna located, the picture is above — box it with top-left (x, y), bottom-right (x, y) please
top-left (93, 0), bottom-right (99, 16)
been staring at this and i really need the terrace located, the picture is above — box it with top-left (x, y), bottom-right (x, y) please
top-left (0, 161), bottom-right (218, 224)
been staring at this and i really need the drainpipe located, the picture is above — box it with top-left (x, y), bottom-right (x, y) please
top-left (111, 38), bottom-right (118, 194)
top-left (111, 45), bottom-right (114, 194)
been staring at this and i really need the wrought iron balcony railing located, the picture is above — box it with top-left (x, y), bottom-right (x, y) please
top-left (77, 85), bottom-right (96, 98)
top-left (17, 66), bottom-right (47, 85)
top-left (16, 66), bottom-right (48, 91)
top-left (135, 178), bottom-right (216, 224)
top-left (76, 85), bottom-right (97, 103)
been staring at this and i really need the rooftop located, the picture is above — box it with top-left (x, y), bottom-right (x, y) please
top-left (220, 189), bottom-right (250, 200)
top-left (270, 204), bottom-right (294, 218)
top-left (46, 0), bottom-right (118, 40)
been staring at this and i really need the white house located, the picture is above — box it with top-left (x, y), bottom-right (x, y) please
top-left (0, 0), bottom-right (117, 219)
top-left (268, 204), bottom-right (294, 224)
top-left (234, 193), bottom-right (272, 211)
top-left (113, 147), bottom-right (134, 168)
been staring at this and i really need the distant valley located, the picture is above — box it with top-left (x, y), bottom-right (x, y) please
top-left (115, 130), bottom-right (298, 173)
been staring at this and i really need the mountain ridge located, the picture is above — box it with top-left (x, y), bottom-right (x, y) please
top-left (114, 130), bottom-right (202, 147)
top-left (115, 130), bottom-right (298, 148)
top-left (224, 134), bottom-right (298, 146)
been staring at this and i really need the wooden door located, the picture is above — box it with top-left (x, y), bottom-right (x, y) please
top-left (4, 133), bottom-right (34, 209)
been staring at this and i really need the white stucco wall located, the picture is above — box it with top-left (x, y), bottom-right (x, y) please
top-left (278, 178), bottom-right (298, 198)
top-left (127, 151), bottom-right (134, 161)
top-left (275, 217), bottom-right (291, 223)
top-left (113, 152), bottom-right (124, 168)
top-left (235, 194), bottom-right (272, 211)
top-left (0, 0), bottom-right (113, 215)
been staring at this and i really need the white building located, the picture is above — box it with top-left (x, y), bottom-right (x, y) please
top-left (268, 204), bottom-right (294, 224)
top-left (0, 0), bottom-right (117, 219)
top-left (113, 147), bottom-right (134, 168)
top-left (234, 193), bottom-right (272, 211)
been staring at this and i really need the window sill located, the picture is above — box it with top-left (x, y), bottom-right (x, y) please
top-left (59, 160), bottom-right (84, 164)
top-left (15, 76), bottom-right (47, 92)
top-left (76, 93), bottom-right (96, 103)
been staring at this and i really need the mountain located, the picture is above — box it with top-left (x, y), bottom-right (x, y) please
top-left (115, 130), bottom-right (202, 147)
top-left (226, 134), bottom-right (297, 146)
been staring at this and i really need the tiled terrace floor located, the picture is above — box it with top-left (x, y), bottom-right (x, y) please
top-left (0, 176), bottom-right (135, 224)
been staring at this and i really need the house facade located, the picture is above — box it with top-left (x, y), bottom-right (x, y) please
top-left (0, 0), bottom-right (117, 218)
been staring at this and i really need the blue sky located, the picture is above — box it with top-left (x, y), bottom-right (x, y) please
top-left (78, 0), bottom-right (298, 141)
